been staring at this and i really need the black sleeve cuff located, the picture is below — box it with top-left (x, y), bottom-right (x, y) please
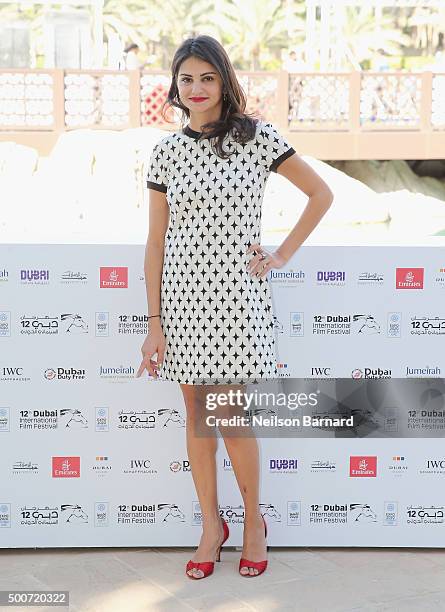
top-left (270, 147), bottom-right (296, 173)
top-left (147, 181), bottom-right (167, 193)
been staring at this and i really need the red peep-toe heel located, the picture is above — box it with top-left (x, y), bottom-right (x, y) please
top-left (185, 516), bottom-right (230, 580)
top-left (239, 515), bottom-right (268, 577)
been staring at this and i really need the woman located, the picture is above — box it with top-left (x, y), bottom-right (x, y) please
top-left (137, 35), bottom-right (333, 580)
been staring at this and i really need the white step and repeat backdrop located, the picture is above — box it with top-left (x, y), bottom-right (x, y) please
top-left (1, 244), bottom-right (445, 548)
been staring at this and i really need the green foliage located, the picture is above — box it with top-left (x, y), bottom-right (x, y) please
top-left (1, 1), bottom-right (444, 71)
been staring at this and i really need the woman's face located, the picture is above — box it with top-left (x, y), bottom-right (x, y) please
top-left (177, 56), bottom-right (224, 114)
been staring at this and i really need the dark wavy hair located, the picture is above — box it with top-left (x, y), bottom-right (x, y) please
top-left (160, 35), bottom-right (259, 159)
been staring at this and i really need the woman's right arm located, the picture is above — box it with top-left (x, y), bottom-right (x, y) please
top-left (136, 188), bottom-right (169, 379)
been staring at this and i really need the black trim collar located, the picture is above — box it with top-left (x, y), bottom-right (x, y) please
top-left (182, 125), bottom-right (202, 140)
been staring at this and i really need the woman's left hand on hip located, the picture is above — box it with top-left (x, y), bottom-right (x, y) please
top-left (246, 243), bottom-right (287, 279)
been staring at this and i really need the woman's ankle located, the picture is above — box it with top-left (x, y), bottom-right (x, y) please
top-left (243, 511), bottom-right (263, 525)
top-left (201, 511), bottom-right (223, 526)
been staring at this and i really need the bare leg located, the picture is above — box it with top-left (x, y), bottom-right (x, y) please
top-left (181, 383), bottom-right (224, 578)
top-left (216, 384), bottom-right (267, 576)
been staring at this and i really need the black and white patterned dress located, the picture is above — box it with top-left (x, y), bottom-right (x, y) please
top-left (146, 119), bottom-right (295, 385)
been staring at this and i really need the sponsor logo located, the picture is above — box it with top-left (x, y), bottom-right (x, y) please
top-left (61, 504), bottom-right (88, 524)
top-left (117, 409), bottom-right (156, 430)
top-left (95, 502), bottom-right (109, 527)
top-left (60, 270), bottom-right (88, 284)
top-left (118, 314), bottom-right (149, 335)
top-left (92, 456), bottom-right (112, 475)
top-left (117, 503), bottom-right (157, 525)
top-left (387, 312), bottom-right (402, 338)
top-left (157, 503), bottom-right (185, 522)
top-left (269, 458), bottom-right (298, 473)
top-left (352, 368), bottom-right (392, 379)
top-left (357, 272), bottom-right (384, 285)
top-left (435, 267), bottom-right (445, 288)
top-left (310, 367), bottom-right (332, 377)
top-left (388, 456), bottom-right (408, 475)
top-left (411, 316), bottom-right (445, 335)
top-left (396, 268), bottom-right (424, 289)
top-left (100, 267), bottom-right (128, 289)
top-left (406, 505), bottom-right (444, 525)
top-left (20, 269), bottom-right (50, 285)
top-left (0, 503), bottom-right (11, 528)
top-left (353, 314), bottom-right (380, 334)
top-left (123, 459), bottom-right (158, 476)
top-left (310, 459), bottom-right (337, 473)
top-left (309, 503), bottom-right (377, 524)
top-left (406, 366), bottom-right (441, 377)
top-left (170, 460), bottom-right (190, 472)
top-left (0, 312), bottom-right (11, 337)
top-left (290, 312), bottom-right (304, 336)
top-left (95, 407), bottom-right (109, 432)
top-left (20, 505), bottom-right (59, 526)
top-left (44, 367), bottom-right (86, 381)
top-left (312, 314), bottom-right (380, 335)
top-left (0, 407), bottom-right (10, 432)
top-left (12, 460), bottom-right (39, 475)
top-left (316, 271), bottom-right (346, 286)
top-left (349, 456), bottom-right (377, 477)
top-left (1, 367), bottom-right (30, 383)
top-left (287, 501), bottom-right (301, 525)
top-left (420, 459), bottom-right (445, 475)
top-left (383, 502), bottom-right (398, 526)
top-left (18, 408), bottom-right (88, 431)
top-left (270, 269), bottom-right (305, 285)
top-left (158, 408), bottom-right (186, 428)
top-left (52, 456), bottom-right (81, 478)
top-left (95, 312), bottom-right (109, 336)
top-left (19, 313), bottom-right (88, 335)
top-left (313, 314), bottom-right (351, 335)
top-left (99, 365), bottom-right (135, 381)
top-left (0, 269), bottom-right (9, 284)
top-left (277, 362), bottom-right (290, 377)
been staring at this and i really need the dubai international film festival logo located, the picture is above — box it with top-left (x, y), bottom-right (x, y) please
top-left (100, 267), bottom-right (128, 289)
top-left (395, 268), bottom-right (424, 290)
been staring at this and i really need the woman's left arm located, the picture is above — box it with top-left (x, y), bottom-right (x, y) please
top-left (274, 152), bottom-right (334, 263)
top-left (247, 151), bottom-right (334, 278)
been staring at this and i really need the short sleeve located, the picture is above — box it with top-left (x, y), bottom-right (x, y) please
top-left (259, 121), bottom-right (296, 173)
top-left (146, 141), bottom-right (168, 193)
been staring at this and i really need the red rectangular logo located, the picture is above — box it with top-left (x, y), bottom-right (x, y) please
top-left (52, 456), bottom-right (80, 478)
top-left (100, 267), bottom-right (128, 289)
top-left (349, 456), bottom-right (377, 477)
top-left (396, 268), bottom-right (424, 289)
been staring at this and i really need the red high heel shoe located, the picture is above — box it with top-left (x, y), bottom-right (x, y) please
top-left (185, 516), bottom-right (230, 580)
top-left (239, 515), bottom-right (268, 577)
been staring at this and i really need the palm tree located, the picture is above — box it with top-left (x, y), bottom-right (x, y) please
top-left (216, 0), bottom-right (304, 71)
top-left (103, 0), bottom-right (152, 53)
top-left (407, 6), bottom-right (445, 56)
top-left (334, 5), bottom-right (411, 71)
top-left (147, 0), bottom-right (219, 69)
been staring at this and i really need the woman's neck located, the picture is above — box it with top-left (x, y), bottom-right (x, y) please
top-left (188, 105), bottom-right (223, 133)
